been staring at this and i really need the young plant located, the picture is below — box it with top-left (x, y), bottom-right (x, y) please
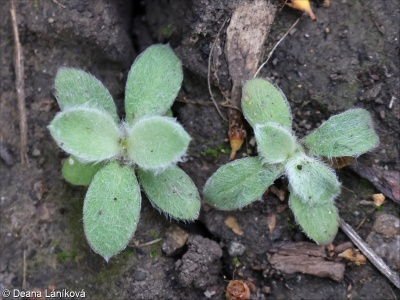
top-left (48, 44), bottom-right (201, 261)
top-left (203, 78), bottom-right (379, 244)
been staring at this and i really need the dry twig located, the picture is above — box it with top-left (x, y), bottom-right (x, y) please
top-left (339, 218), bottom-right (400, 289)
top-left (51, 0), bottom-right (66, 8)
top-left (208, 19), bottom-right (228, 121)
top-left (254, 17), bottom-right (301, 78)
top-left (10, 0), bottom-right (29, 167)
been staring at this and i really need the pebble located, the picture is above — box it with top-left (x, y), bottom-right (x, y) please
top-left (228, 241), bottom-right (246, 256)
top-left (162, 225), bottom-right (189, 256)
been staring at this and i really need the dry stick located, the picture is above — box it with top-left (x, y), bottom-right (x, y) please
top-left (51, 0), bottom-right (66, 8)
top-left (177, 97), bottom-right (241, 112)
top-left (207, 19), bottom-right (228, 121)
top-left (136, 238), bottom-right (162, 248)
top-left (254, 17), bottom-right (301, 78)
top-left (10, 0), bottom-right (29, 167)
top-left (339, 218), bottom-right (400, 289)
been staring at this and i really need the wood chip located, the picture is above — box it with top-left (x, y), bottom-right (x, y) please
top-left (225, 216), bottom-right (244, 236)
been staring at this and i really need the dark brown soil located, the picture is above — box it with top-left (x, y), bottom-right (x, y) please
top-left (1, 1), bottom-right (399, 299)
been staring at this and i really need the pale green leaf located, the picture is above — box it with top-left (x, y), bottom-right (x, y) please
top-left (203, 157), bottom-right (284, 210)
top-left (255, 122), bottom-right (296, 164)
top-left (289, 190), bottom-right (339, 244)
top-left (126, 116), bottom-right (191, 171)
top-left (303, 108), bottom-right (379, 158)
top-left (125, 44), bottom-right (183, 122)
top-left (137, 166), bottom-right (201, 221)
top-left (242, 78), bottom-right (292, 129)
top-left (55, 68), bottom-right (118, 122)
top-left (285, 153), bottom-right (341, 205)
top-left (48, 107), bottom-right (121, 163)
top-left (83, 162), bottom-right (141, 261)
top-left (62, 155), bottom-right (103, 186)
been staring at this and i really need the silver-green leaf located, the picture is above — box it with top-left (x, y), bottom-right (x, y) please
top-left (303, 108), bottom-right (379, 158)
top-left (55, 68), bottom-right (118, 122)
top-left (126, 116), bottom-right (191, 171)
top-left (289, 190), bottom-right (339, 245)
top-left (255, 122), bottom-right (296, 164)
top-left (242, 78), bottom-right (292, 129)
top-left (203, 157), bottom-right (284, 210)
top-left (83, 162), bottom-right (141, 262)
top-left (137, 166), bottom-right (201, 221)
top-left (48, 107), bottom-right (121, 163)
top-left (285, 153), bottom-right (341, 205)
top-left (125, 44), bottom-right (183, 122)
top-left (62, 155), bottom-right (103, 186)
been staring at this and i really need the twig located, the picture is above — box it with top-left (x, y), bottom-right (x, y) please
top-left (208, 18), bottom-right (228, 121)
top-left (22, 250), bottom-right (26, 290)
top-left (51, 0), bottom-right (66, 8)
top-left (177, 97), bottom-right (241, 112)
top-left (355, 207), bottom-right (376, 231)
top-left (254, 17), bottom-right (301, 78)
top-left (136, 238), bottom-right (162, 248)
top-left (339, 218), bottom-right (400, 289)
top-left (10, 0), bottom-right (29, 167)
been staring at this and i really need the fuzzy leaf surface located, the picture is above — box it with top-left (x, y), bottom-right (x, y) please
top-left (137, 166), bottom-right (200, 221)
top-left (255, 122), bottom-right (296, 164)
top-left (242, 78), bottom-right (292, 129)
top-left (62, 155), bottom-right (103, 186)
top-left (203, 157), bottom-right (283, 210)
top-left (286, 153), bottom-right (341, 205)
top-left (289, 191), bottom-right (339, 245)
top-left (55, 68), bottom-right (118, 121)
top-left (125, 44), bottom-right (183, 122)
top-left (126, 116), bottom-right (190, 171)
top-left (48, 107), bottom-right (120, 163)
top-left (303, 108), bottom-right (379, 158)
top-left (83, 162), bottom-right (141, 262)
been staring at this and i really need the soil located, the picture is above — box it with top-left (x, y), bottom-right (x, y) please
top-left (1, 1), bottom-right (399, 300)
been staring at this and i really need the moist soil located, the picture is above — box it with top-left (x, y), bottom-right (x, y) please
top-left (1, 1), bottom-right (399, 299)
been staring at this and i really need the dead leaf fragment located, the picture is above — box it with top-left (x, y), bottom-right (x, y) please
top-left (338, 248), bottom-right (367, 265)
top-left (225, 216), bottom-right (244, 236)
top-left (270, 186), bottom-right (286, 201)
top-left (372, 193), bottom-right (385, 206)
top-left (286, 0), bottom-right (317, 21)
top-left (266, 214), bottom-right (277, 233)
top-left (226, 280), bottom-right (250, 300)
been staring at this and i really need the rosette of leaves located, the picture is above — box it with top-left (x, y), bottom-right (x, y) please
top-left (203, 78), bottom-right (379, 244)
top-left (48, 45), bottom-right (201, 261)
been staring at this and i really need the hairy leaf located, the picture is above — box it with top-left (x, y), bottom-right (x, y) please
top-left (126, 116), bottom-right (191, 171)
top-left (242, 78), bottom-right (292, 129)
top-left (125, 44), bottom-right (183, 122)
top-left (48, 107), bottom-right (121, 163)
top-left (83, 162), bottom-right (141, 262)
top-left (62, 155), bottom-right (103, 186)
top-left (203, 157), bottom-right (283, 210)
top-left (255, 122), bottom-right (296, 164)
top-left (303, 108), bottom-right (379, 158)
top-left (55, 68), bottom-right (118, 122)
top-left (285, 153), bottom-right (341, 205)
top-left (289, 191), bottom-right (339, 244)
top-left (137, 166), bottom-right (200, 221)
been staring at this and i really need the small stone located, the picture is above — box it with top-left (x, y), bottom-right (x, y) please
top-left (204, 290), bottom-right (216, 298)
top-left (162, 224), bottom-right (189, 256)
top-left (304, 33), bottom-right (310, 39)
top-left (32, 148), bottom-right (41, 157)
top-left (380, 110), bottom-right (385, 119)
top-left (228, 241), bottom-right (246, 257)
top-left (48, 18), bottom-right (55, 24)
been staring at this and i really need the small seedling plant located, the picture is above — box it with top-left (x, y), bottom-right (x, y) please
top-left (48, 45), bottom-right (201, 261)
top-left (203, 78), bottom-right (379, 244)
